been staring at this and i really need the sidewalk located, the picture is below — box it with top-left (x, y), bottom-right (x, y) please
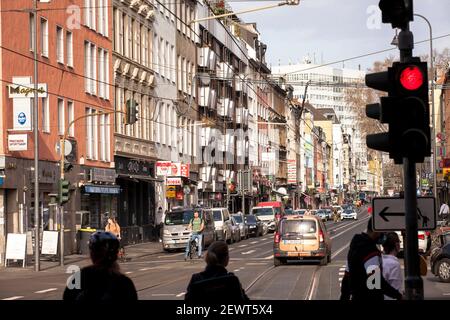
top-left (0, 240), bottom-right (163, 276)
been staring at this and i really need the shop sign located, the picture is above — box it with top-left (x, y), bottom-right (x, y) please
top-left (91, 168), bottom-right (116, 183)
top-left (181, 164), bottom-right (190, 178)
top-left (85, 185), bottom-right (120, 194)
top-left (170, 163), bottom-right (181, 176)
top-left (176, 190), bottom-right (184, 200)
top-left (115, 156), bottom-right (154, 177)
top-left (287, 159), bottom-right (296, 184)
top-left (166, 186), bottom-right (176, 198)
top-left (167, 177), bottom-right (182, 186)
top-left (156, 161), bottom-right (172, 176)
top-left (8, 134), bottom-right (28, 151)
top-left (8, 83), bottom-right (47, 98)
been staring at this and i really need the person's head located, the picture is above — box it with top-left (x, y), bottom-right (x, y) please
top-left (107, 217), bottom-right (113, 224)
top-left (205, 241), bottom-right (229, 268)
top-left (89, 232), bottom-right (120, 268)
top-left (366, 219), bottom-right (386, 244)
top-left (194, 211), bottom-right (199, 219)
top-left (382, 232), bottom-right (401, 255)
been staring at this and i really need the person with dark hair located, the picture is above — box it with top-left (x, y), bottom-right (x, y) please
top-left (340, 219), bottom-right (402, 300)
top-left (382, 232), bottom-right (403, 300)
top-left (63, 232), bottom-right (137, 301)
top-left (184, 241), bottom-right (249, 303)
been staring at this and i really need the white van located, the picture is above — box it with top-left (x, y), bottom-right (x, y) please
top-left (204, 208), bottom-right (233, 244)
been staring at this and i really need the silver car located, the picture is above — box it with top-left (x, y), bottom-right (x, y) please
top-left (232, 213), bottom-right (248, 240)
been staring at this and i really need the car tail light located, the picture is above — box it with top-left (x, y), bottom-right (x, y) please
top-left (319, 230), bottom-right (324, 243)
top-left (425, 231), bottom-right (430, 237)
top-left (418, 234), bottom-right (425, 240)
top-left (274, 232), bottom-right (280, 243)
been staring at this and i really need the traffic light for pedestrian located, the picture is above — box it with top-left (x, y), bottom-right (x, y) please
top-left (125, 99), bottom-right (139, 125)
top-left (58, 179), bottom-right (70, 205)
top-left (365, 58), bottom-right (430, 164)
top-left (379, 0), bottom-right (413, 29)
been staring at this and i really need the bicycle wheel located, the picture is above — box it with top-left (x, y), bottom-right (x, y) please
top-left (189, 241), bottom-right (196, 260)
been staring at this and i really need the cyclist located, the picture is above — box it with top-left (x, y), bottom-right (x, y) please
top-left (184, 210), bottom-right (204, 261)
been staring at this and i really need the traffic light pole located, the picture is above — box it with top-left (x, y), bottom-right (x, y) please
top-left (399, 25), bottom-right (424, 300)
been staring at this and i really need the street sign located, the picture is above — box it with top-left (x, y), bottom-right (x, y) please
top-left (372, 197), bottom-right (436, 231)
top-left (55, 140), bottom-right (72, 156)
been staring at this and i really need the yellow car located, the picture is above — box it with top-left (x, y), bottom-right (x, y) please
top-left (273, 215), bottom-right (332, 266)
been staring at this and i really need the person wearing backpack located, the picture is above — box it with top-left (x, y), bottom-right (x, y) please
top-left (185, 241), bottom-right (249, 303)
top-left (184, 210), bottom-right (205, 261)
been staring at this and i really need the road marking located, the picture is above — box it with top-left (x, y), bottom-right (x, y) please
top-left (139, 268), bottom-right (151, 271)
top-left (264, 255), bottom-right (273, 260)
top-left (239, 244), bottom-right (247, 248)
top-left (151, 294), bottom-right (175, 296)
top-left (250, 241), bottom-right (258, 244)
top-left (246, 262), bottom-right (267, 265)
top-left (331, 217), bottom-right (370, 240)
top-left (332, 243), bottom-right (350, 259)
top-left (125, 271), bottom-right (133, 274)
top-left (176, 292), bottom-right (186, 297)
top-left (242, 250), bottom-right (256, 255)
top-left (443, 293), bottom-right (450, 296)
top-left (229, 248), bottom-right (235, 251)
top-left (234, 269), bottom-right (240, 272)
top-left (2, 296), bottom-right (24, 300)
top-left (35, 288), bottom-right (57, 294)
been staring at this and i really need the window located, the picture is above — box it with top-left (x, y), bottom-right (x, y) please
top-left (166, 105), bottom-right (171, 145)
top-left (29, 14), bottom-right (35, 52)
top-left (104, 0), bottom-right (109, 37)
top-left (66, 31), bottom-right (73, 67)
top-left (142, 26), bottom-right (148, 67)
top-left (100, 113), bottom-right (106, 161)
top-left (160, 38), bottom-right (164, 78)
top-left (41, 97), bottom-right (50, 133)
top-left (98, 49), bottom-right (104, 98)
top-left (97, 0), bottom-right (108, 36)
top-left (171, 45), bottom-right (175, 82)
top-left (68, 101), bottom-right (74, 137)
top-left (165, 41), bottom-right (169, 79)
top-left (40, 18), bottom-right (48, 57)
top-left (127, 17), bottom-right (133, 59)
top-left (57, 26), bottom-right (64, 63)
top-left (85, 108), bottom-right (98, 160)
top-left (154, 34), bottom-right (159, 74)
top-left (84, 42), bottom-right (97, 94)
top-left (85, 0), bottom-right (96, 29)
top-left (58, 99), bottom-right (65, 136)
top-left (177, 2), bottom-right (181, 31)
top-left (98, 0), bottom-right (103, 35)
top-left (177, 55), bottom-right (182, 91)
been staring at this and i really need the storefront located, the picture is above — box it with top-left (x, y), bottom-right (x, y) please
top-left (115, 156), bottom-right (158, 244)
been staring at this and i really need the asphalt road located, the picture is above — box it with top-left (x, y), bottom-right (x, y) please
top-left (1, 207), bottom-right (449, 300)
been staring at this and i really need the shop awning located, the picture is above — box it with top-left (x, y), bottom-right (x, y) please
top-left (84, 185), bottom-right (121, 194)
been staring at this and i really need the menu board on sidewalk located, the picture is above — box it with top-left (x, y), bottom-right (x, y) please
top-left (41, 231), bottom-right (59, 255)
top-left (5, 233), bottom-right (27, 267)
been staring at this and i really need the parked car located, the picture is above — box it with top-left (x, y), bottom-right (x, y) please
top-left (204, 208), bottom-right (233, 244)
top-left (332, 205), bottom-right (344, 216)
top-left (245, 214), bottom-right (264, 237)
top-left (430, 231), bottom-right (450, 282)
top-left (396, 231), bottom-right (430, 255)
top-left (294, 209), bottom-right (307, 215)
top-left (273, 215), bottom-right (332, 266)
top-left (162, 207), bottom-right (215, 251)
top-left (309, 210), bottom-right (317, 216)
top-left (230, 215), bottom-right (241, 243)
top-left (341, 208), bottom-right (357, 220)
top-left (284, 208), bottom-right (294, 215)
top-left (316, 209), bottom-right (328, 221)
top-left (231, 213), bottom-right (248, 240)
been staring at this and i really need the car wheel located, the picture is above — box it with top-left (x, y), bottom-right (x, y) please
top-left (274, 257), bottom-right (284, 267)
top-left (437, 258), bottom-right (450, 283)
top-left (327, 253), bottom-right (331, 264)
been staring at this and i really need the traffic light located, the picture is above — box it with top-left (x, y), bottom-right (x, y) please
top-left (58, 179), bottom-right (70, 205)
top-left (366, 58), bottom-right (430, 164)
top-left (379, 0), bottom-right (413, 29)
top-left (125, 99), bottom-right (139, 125)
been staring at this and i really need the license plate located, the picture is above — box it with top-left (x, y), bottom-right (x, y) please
top-left (288, 252), bottom-right (299, 257)
top-left (283, 240), bottom-right (302, 244)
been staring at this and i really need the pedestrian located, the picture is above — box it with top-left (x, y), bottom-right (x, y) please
top-left (439, 202), bottom-right (450, 221)
top-left (382, 232), bottom-right (403, 300)
top-left (156, 206), bottom-right (163, 242)
top-left (184, 210), bottom-right (204, 261)
top-left (63, 231), bottom-right (137, 301)
top-left (340, 219), bottom-right (403, 301)
top-left (105, 217), bottom-right (124, 260)
top-left (184, 241), bottom-right (249, 303)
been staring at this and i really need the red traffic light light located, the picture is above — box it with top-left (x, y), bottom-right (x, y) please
top-left (400, 66), bottom-right (424, 91)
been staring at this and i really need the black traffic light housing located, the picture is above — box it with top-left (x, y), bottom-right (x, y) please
top-left (125, 99), bottom-right (139, 125)
top-left (58, 179), bottom-right (70, 205)
top-left (379, 0), bottom-right (413, 29)
top-left (365, 58), bottom-right (430, 164)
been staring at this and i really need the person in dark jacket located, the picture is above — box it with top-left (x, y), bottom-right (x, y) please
top-left (63, 231), bottom-right (137, 301)
top-left (340, 219), bottom-right (402, 300)
top-left (185, 241), bottom-right (249, 303)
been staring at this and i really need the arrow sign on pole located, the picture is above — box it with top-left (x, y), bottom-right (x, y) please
top-left (372, 197), bottom-right (436, 231)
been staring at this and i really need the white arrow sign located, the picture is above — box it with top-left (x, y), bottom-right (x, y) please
top-left (372, 197), bottom-right (436, 231)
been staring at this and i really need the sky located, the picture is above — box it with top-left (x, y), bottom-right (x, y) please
top-left (228, 0), bottom-right (450, 72)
